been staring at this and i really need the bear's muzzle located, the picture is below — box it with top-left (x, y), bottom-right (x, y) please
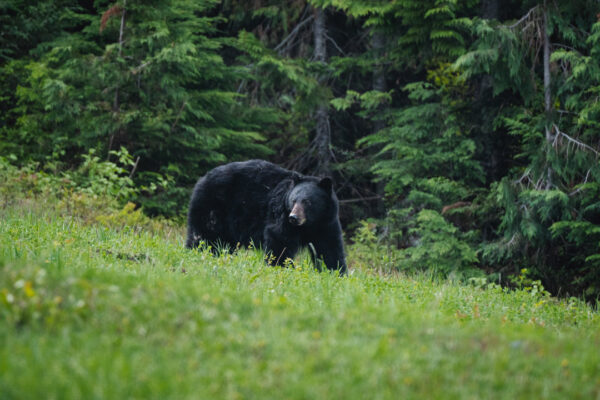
top-left (289, 202), bottom-right (306, 226)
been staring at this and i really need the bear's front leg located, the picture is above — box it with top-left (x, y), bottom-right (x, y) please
top-left (263, 224), bottom-right (300, 266)
top-left (304, 222), bottom-right (347, 274)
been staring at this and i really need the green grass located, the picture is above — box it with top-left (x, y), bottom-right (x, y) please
top-left (1, 204), bottom-right (599, 399)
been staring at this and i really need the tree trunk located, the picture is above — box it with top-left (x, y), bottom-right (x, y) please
top-left (371, 31), bottom-right (386, 132)
top-left (480, 0), bottom-right (498, 19)
top-left (313, 6), bottom-right (331, 176)
top-left (477, 0), bottom-right (500, 179)
top-left (108, 0), bottom-right (127, 159)
top-left (477, 0), bottom-right (497, 97)
top-left (313, 7), bottom-right (326, 63)
top-left (543, 0), bottom-right (553, 189)
top-left (371, 31), bottom-right (387, 214)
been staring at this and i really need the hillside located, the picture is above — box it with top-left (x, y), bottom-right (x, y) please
top-left (1, 197), bottom-right (599, 399)
top-left (3, 1), bottom-right (600, 299)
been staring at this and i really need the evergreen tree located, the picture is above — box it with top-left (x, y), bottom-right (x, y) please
top-left (2, 0), bottom-right (276, 216)
top-left (332, 0), bottom-right (483, 275)
top-left (458, 0), bottom-right (600, 297)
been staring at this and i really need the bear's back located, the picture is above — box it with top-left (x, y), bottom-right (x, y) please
top-left (192, 160), bottom-right (295, 246)
top-left (201, 160), bottom-right (295, 202)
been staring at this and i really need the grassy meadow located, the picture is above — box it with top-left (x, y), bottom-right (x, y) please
top-left (1, 193), bottom-right (599, 399)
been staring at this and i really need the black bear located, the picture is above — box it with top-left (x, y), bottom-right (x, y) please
top-left (186, 160), bottom-right (347, 273)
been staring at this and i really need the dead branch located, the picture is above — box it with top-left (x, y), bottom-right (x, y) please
top-left (503, 6), bottom-right (539, 30)
top-left (569, 169), bottom-right (592, 196)
top-left (274, 15), bottom-right (314, 54)
top-left (117, 0), bottom-right (126, 58)
top-left (325, 33), bottom-right (345, 55)
top-left (100, 4), bottom-right (122, 33)
top-left (132, 61), bottom-right (151, 75)
top-left (339, 195), bottom-right (382, 205)
top-left (441, 201), bottom-right (471, 215)
top-left (552, 124), bottom-right (600, 156)
top-left (129, 156), bottom-right (140, 179)
top-left (169, 101), bottom-right (187, 134)
top-left (514, 168), bottom-right (534, 186)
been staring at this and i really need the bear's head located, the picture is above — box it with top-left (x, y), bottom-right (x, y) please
top-left (287, 177), bottom-right (333, 227)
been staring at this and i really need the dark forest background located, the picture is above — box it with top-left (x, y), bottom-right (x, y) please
top-left (2, 0), bottom-right (600, 299)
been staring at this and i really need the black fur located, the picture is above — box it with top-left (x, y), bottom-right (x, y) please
top-left (186, 160), bottom-right (347, 273)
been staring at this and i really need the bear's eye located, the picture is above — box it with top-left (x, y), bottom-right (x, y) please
top-left (302, 199), bottom-right (311, 207)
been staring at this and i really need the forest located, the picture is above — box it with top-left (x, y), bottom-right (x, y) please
top-left (1, 0), bottom-right (600, 300)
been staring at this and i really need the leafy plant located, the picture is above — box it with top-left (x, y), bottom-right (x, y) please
top-left (399, 209), bottom-right (479, 276)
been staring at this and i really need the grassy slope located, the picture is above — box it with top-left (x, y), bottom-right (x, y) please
top-left (1, 205), bottom-right (599, 400)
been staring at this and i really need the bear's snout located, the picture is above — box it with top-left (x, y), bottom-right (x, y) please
top-left (289, 203), bottom-right (306, 226)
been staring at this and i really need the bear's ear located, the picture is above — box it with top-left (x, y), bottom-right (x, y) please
top-left (318, 177), bottom-right (333, 192)
top-left (291, 172), bottom-right (302, 185)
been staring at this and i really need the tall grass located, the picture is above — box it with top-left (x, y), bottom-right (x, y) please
top-left (0, 160), bottom-right (599, 398)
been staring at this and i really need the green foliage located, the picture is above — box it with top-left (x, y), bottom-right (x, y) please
top-left (329, 0), bottom-right (476, 65)
top-left (0, 149), bottom-right (175, 233)
top-left (330, 90), bottom-right (392, 113)
top-left (400, 209), bottom-right (479, 275)
top-left (357, 62), bottom-right (482, 277)
top-left (510, 268), bottom-right (551, 298)
top-left (348, 220), bottom-right (403, 274)
top-left (361, 63), bottom-right (482, 197)
top-left (349, 210), bottom-right (480, 278)
top-left (95, 201), bottom-right (175, 234)
top-left (455, 18), bottom-right (535, 100)
top-left (65, 148), bottom-right (138, 202)
top-left (1, 0), bottom-right (277, 217)
top-left (465, 8), bottom-right (600, 299)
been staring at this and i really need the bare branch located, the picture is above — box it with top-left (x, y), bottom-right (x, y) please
top-left (506, 233), bottom-right (519, 248)
top-left (569, 169), bottom-right (592, 196)
top-left (129, 156), bottom-right (140, 179)
top-left (274, 15), bottom-right (314, 54)
top-left (503, 6), bottom-right (539, 30)
top-left (552, 124), bottom-right (600, 156)
top-left (555, 109), bottom-right (577, 115)
top-left (552, 42), bottom-right (578, 52)
top-left (325, 33), bottom-right (345, 55)
top-left (339, 196), bottom-right (383, 204)
top-left (534, 174), bottom-right (549, 190)
top-left (132, 61), bottom-right (151, 75)
top-left (117, 0), bottom-right (127, 58)
top-left (514, 168), bottom-right (534, 186)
